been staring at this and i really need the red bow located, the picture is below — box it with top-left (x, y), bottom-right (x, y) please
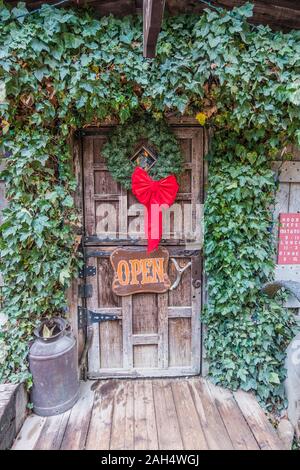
top-left (132, 167), bottom-right (179, 253)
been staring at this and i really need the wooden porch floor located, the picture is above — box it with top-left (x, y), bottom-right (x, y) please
top-left (12, 378), bottom-right (283, 450)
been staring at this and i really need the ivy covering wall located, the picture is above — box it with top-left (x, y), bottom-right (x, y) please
top-left (0, 2), bottom-right (299, 406)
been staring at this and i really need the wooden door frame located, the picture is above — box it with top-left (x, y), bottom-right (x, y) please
top-left (68, 117), bottom-right (209, 377)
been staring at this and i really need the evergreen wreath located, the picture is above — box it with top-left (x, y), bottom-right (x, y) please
top-left (101, 117), bottom-right (183, 189)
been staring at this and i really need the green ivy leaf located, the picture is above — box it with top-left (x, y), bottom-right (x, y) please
top-left (269, 372), bottom-right (280, 385)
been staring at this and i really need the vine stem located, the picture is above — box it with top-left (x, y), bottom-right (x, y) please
top-left (197, 0), bottom-right (222, 11)
top-left (10, 0), bottom-right (71, 20)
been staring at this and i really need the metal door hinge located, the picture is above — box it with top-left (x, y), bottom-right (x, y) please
top-left (78, 306), bottom-right (118, 329)
top-left (78, 284), bottom-right (93, 298)
top-left (79, 265), bottom-right (96, 278)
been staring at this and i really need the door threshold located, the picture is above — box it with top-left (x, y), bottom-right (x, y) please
top-left (88, 368), bottom-right (201, 380)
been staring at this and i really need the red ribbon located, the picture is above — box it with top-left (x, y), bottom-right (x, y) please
top-left (131, 167), bottom-right (179, 253)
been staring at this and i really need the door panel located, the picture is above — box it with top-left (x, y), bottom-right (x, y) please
top-left (85, 247), bottom-right (201, 377)
top-left (83, 124), bottom-right (204, 378)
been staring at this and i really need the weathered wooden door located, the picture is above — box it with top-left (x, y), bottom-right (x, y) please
top-left (82, 123), bottom-right (204, 378)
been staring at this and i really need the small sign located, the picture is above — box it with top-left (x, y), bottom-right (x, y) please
top-left (278, 213), bottom-right (300, 264)
top-left (110, 247), bottom-right (171, 296)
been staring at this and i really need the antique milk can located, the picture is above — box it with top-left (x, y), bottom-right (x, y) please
top-left (29, 317), bottom-right (79, 416)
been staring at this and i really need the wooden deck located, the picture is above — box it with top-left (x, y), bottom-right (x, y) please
top-left (12, 378), bottom-right (283, 450)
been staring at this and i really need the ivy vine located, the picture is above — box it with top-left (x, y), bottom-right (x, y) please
top-left (101, 116), bottom-right (183, 189)
top-left (0, 2), bottom-right (299, 407)
top-left (204, 131), bottom-right (297, 407)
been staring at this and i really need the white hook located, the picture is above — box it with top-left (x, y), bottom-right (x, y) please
top-left (169, 258), bottom-right (192, 291)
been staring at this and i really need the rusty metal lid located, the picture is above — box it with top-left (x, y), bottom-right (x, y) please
top-left (33, 317), bottom-right (70, 343)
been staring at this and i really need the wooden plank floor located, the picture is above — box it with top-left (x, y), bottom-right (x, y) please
top-left (12, 378), bottom-right (284, 450)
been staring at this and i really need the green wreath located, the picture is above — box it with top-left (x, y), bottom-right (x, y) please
top-left (101, 117), bottom-right (183, 189)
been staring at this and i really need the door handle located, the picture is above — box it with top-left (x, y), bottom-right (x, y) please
top-left (169, 258), bottom-right (192, 291)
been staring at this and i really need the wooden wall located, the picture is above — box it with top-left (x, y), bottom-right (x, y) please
top-left (5, 1), bottom-right (300, 31)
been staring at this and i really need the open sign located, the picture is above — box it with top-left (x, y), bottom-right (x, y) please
top-left (110, 247), bottom-right (171, 296)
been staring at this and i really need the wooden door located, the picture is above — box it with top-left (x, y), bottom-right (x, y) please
top-left (82, 123), bottom-right (204, 378)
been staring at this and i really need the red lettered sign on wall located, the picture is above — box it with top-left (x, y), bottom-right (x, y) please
top-left (278, 213), bottom-right (300, 264)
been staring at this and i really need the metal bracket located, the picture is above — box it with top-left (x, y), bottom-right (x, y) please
top-left (191, 254), bottom-right (202, 289)
top-left (79, 265), bottom-right (96, 278)
top-left (78, 284), bottom-right (93, 298)
top-left (78, 306), bottom-right (118, 329)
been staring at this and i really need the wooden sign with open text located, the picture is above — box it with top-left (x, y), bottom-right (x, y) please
top-left (110, 247), bottom-right (171, 296)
